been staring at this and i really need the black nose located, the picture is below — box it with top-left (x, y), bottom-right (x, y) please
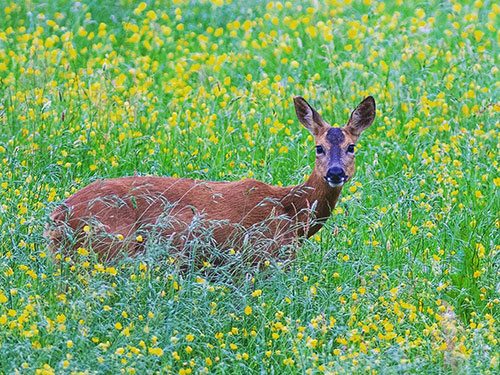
top-left (326, 167), bottom-right (346, 183)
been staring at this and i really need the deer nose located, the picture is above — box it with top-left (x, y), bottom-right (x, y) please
top-left (326, 167), bottom-right (346, 184)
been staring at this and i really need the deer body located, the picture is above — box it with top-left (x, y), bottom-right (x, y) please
top-left (46, 96), bottom-right (375, 263)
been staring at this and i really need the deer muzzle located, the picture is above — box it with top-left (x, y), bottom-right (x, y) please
top-left (325, 166), bottom-right (348, 187)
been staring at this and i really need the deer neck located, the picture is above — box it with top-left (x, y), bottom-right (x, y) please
top-left (283, 169), bottom-right (343, 238)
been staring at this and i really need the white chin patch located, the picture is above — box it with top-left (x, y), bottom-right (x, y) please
top-left (324, 176), bottom-right (348, 188)
top-left (327, 181), bottom-right (344, 188)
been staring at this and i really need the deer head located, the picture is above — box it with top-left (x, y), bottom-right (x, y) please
top-left (294, 96), bottom-right (376, 188)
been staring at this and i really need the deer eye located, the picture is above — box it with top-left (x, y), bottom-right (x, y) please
top-left (316, 145), bottom-right (325, 155)
top-left (347, 144), bottom-right (355, 153)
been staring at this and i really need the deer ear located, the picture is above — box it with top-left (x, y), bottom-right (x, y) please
top-left (345, 96), bottom-right (376, 138)
top-left (294, 96), bottom-right (327, 136)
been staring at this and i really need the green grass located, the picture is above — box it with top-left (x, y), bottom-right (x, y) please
top-left (0, 0), bottom-right (499, 374)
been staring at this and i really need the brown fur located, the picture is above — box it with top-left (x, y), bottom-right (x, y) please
top-left (46, 96), bottom-right (375, 264)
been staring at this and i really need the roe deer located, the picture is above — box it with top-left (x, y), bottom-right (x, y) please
top-left (45, 96), bottom-right (375, 264)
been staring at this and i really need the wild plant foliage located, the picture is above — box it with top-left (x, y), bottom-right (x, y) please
top-left (0, 0), bottom-right (499, 374)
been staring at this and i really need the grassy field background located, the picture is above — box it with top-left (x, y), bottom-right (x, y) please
top-left (0, 0), bottom-right (499, 374)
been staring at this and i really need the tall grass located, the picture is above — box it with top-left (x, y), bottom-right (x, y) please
top-left (0, 0), bottom-right (499, 374)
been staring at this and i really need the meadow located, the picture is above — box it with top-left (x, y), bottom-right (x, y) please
top-left (0, 0), bottom-right (499, 373)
